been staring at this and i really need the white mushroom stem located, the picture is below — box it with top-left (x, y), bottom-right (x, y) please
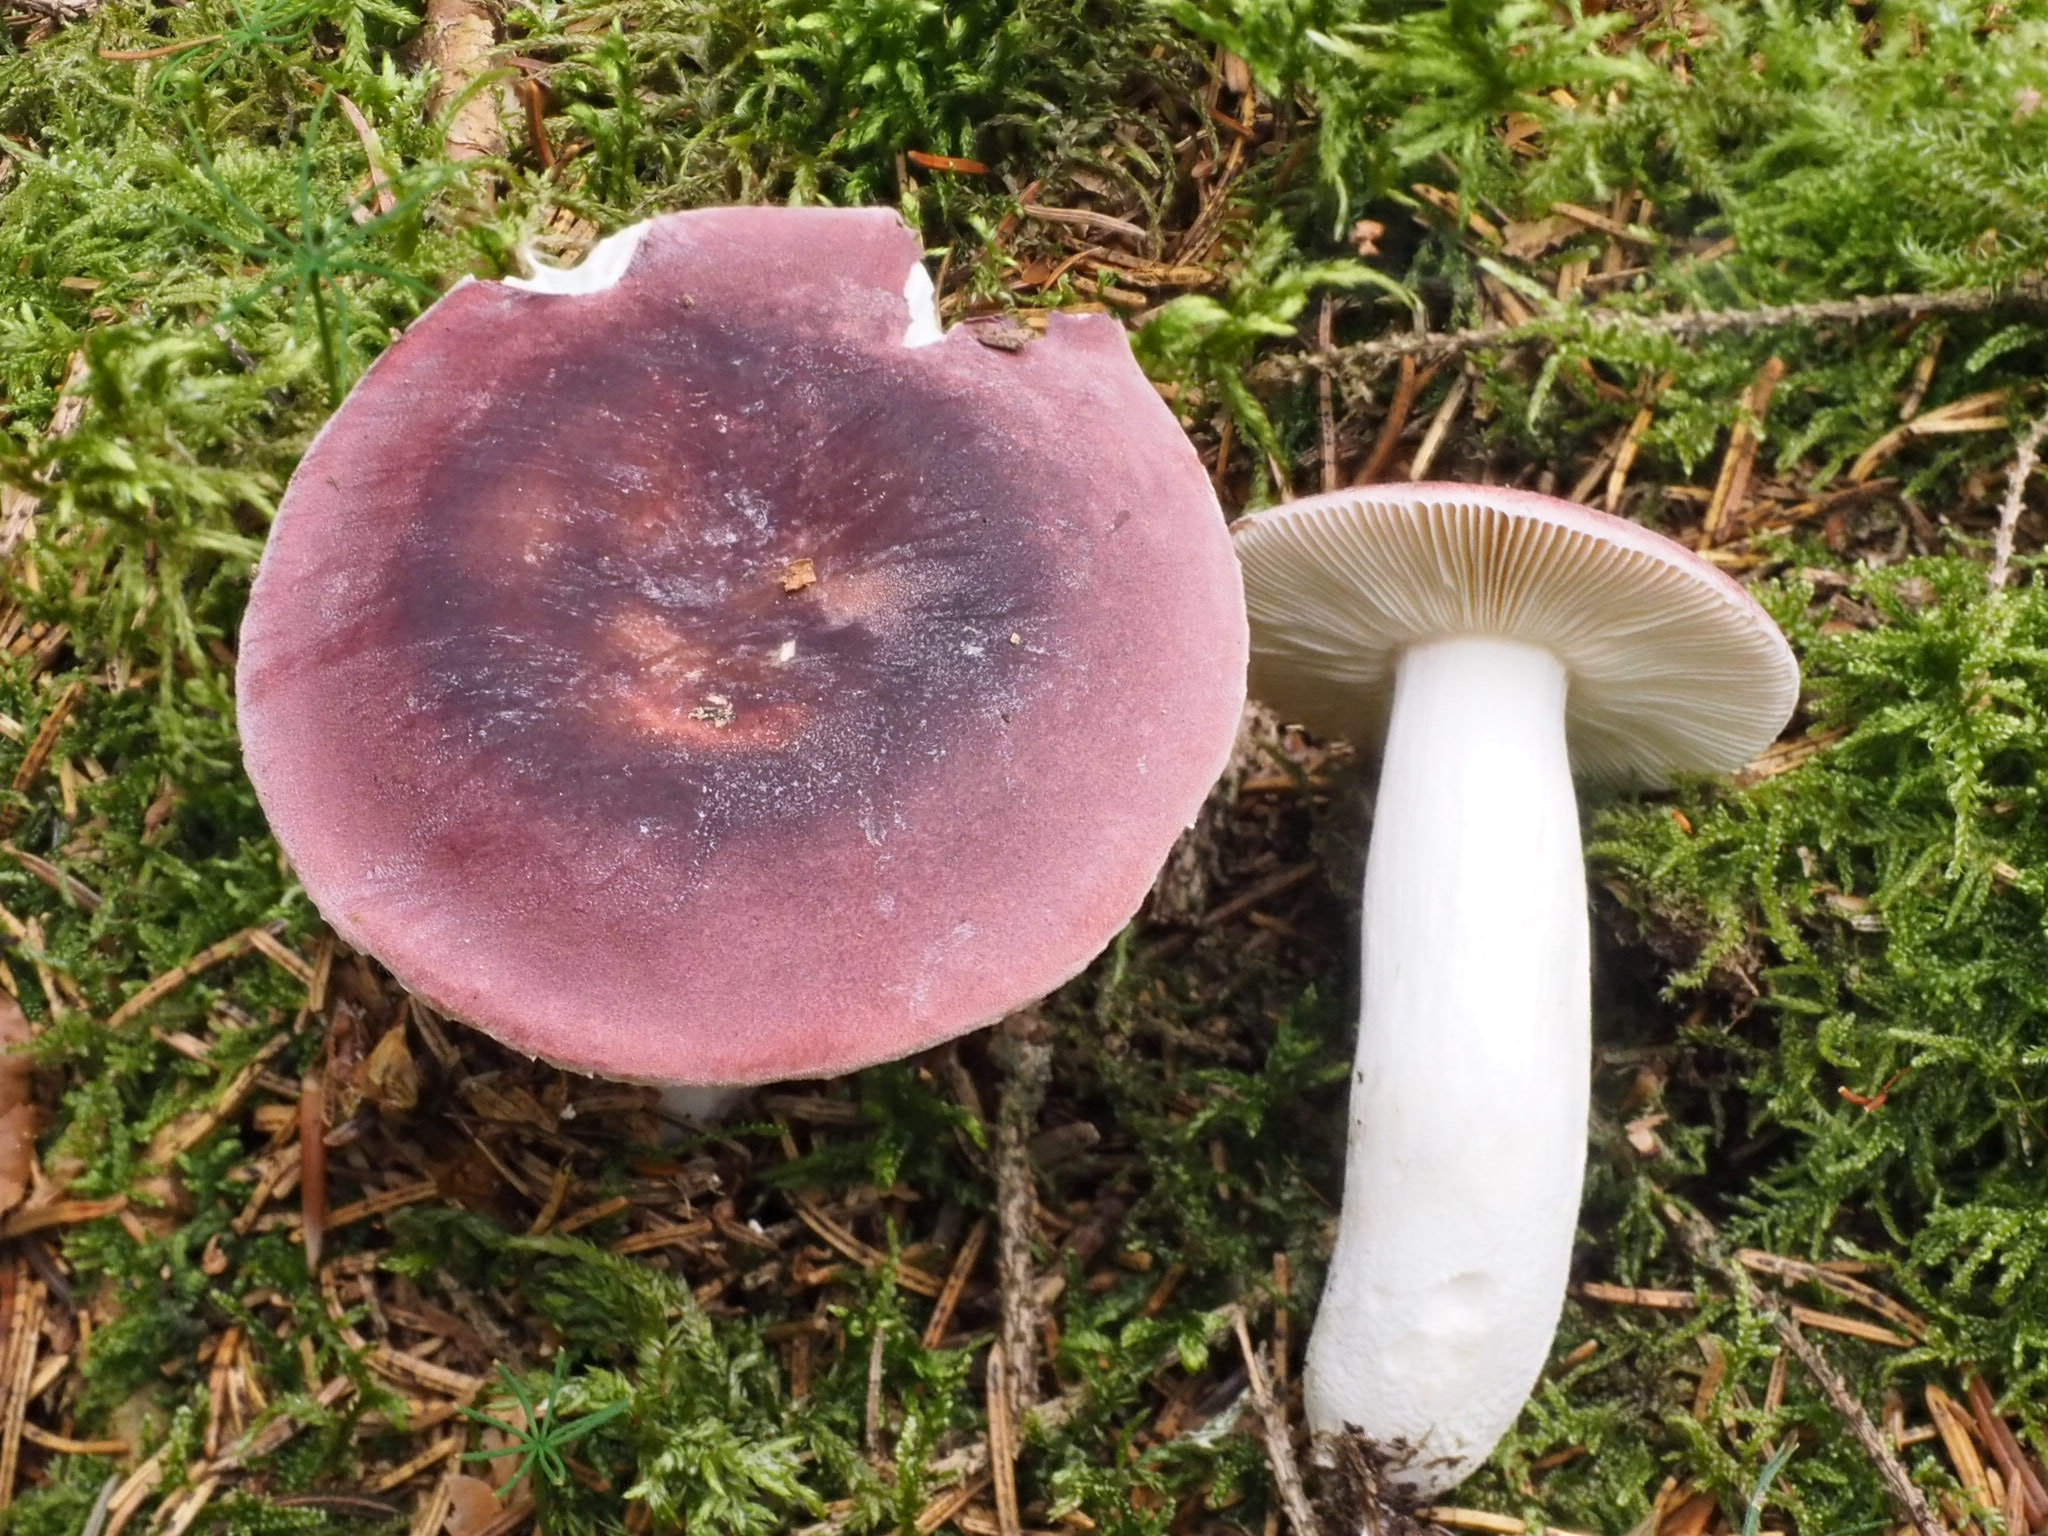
top-left (1304, 634), bottom-right (1590, 1496)
top-left (657, 1084), bottom-right (745, 1130)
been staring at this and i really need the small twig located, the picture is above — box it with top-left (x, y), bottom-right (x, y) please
top-left (863, 1322), bottom-right (889, 1464)
top-left (1851, 389), bottom-right (2010, 484)
top-left (150, 1031), bottom-right (290, 1166)
top-left (1270, 279), bottom-right (2048, 383)
top-left (913, 1473), bottom-right (990, 1535)
top-left (1231, 1308), bottom-right (1318, 1536)
top-left (1990, 401), bottom-right (2048, 589)
top-left (791, 1194), bottom-right (943, 1298)
top-left (992, 1011), bottom-right (1053, 1421)
top-left (1021, 203), bottom-right (1149, 247)
top-left (417, 0), bottom-right (505, 165)
top-left (0, 1195), bottom-right (125, 1240)
top-left (407, 1471), bottom-right (454, 1536)
top-left (1668, 1201), bottom-right (1951, 1536)
top-left (105, 929), bottom-right (254, 1028)
top-left (1736, 1249), bottom-right (1927, 1339)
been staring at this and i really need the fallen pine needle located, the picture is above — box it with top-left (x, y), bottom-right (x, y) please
top-left (1926, 1386), bottom-right (1996, 1514)
top-left (922, 1215), bottom-right (990, 1349)
top-left (245, 927), bottom-right (316, 985)
top-left (1789, 1305), bottom-right (1912, 1349)
top-left (1669, 1201), bottom-right (1952, 1536)
top-left (368, 1433), bottom-right (461, 1496)
top-left (1421, 1507), bottom-right (1595, 1536)
top-left (0, 1270), bottom-right (44, 1509)
top-left (985, 1343), bottom-right (1021, 1536)
top-left (552, 1194), bottom-right (631, 1235)
top-left (6, 679), bottom-right (81, 802)
top-left (0, 1194), bottom-right (125, 1238)
top-left (299, 1069), bottom-right (327, 1271)
top-left (915, 1473), bottom-right (992, 1534)
top-left (1576, 1281), bottom-right (1697, 1309)
top-left (611, 1218), bottom-right (713, 1255)
top-left (1, 843), bottom-right (98, 910)
top-left (1963, 1376), bottom-right (2048, 1529)
top-left (19, 1424), bottom-right (126, 1455)
top-left (322, 1179), bottom-right (440, 1233)
top-left (793, 1195), bottom-right (944, 1299)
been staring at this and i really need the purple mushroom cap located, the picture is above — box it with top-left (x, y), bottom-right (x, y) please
top-left (237, 206), bottom-right (1248, 1085)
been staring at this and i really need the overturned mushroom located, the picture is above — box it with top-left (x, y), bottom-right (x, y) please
top-left (1233, 483), bottom-right (1797, 1494)
top-left (238, 206), bottom-right (1247, 1089)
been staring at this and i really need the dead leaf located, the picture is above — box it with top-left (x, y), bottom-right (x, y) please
top-left (780, 558), bottom-right (818, 593)
top-left (1502, 215), bottom-right (1575, 261)
top-left (1625, 1114), bottom-right (1668, 1158)
top-left (361, 1023), bottom-right (420, 1113)
top-left (459, 1075), bottom-right (555, 1130)
top-left (972, 321), bottom-right (1036, 353)
top-left (444, 1474), bottom-right (503, 1535)
top-left (905, 151), bottom-right (987, 175)
top-left (1219, 48), bottom-right (1252, 97)
top-left (0, 994), bottom-right (36, 1214)
top-left (477, 1410), bottom-right (530, 1492)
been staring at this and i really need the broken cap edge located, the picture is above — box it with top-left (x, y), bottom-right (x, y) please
top-left (504, 220), bottom-right (653, 296)
top-left (502, 208), bottom-right (946, 350)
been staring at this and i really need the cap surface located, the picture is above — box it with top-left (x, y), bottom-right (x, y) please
top-left (238, 205), bottom-right (1247, 1085)
top-left (1234, 482), bottom-right (1797, 782)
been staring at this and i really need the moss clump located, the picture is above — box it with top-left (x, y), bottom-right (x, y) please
top-left (6, 0), bottom-right (2048, 1532)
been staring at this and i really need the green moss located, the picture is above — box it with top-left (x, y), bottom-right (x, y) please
top-left (9, 0), bottom-right (2048, 1530)
top-left (1594, 562), bottom-right (2048, 1319)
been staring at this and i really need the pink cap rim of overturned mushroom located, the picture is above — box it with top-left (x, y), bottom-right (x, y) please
top-left (237, 206), bottom-right (1249, 1085)
top-left (1232, 481), bottom-right (1798, 783)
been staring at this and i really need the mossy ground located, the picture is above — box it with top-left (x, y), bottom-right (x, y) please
top-left (2, 2), bottom-right (2048, 1533)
